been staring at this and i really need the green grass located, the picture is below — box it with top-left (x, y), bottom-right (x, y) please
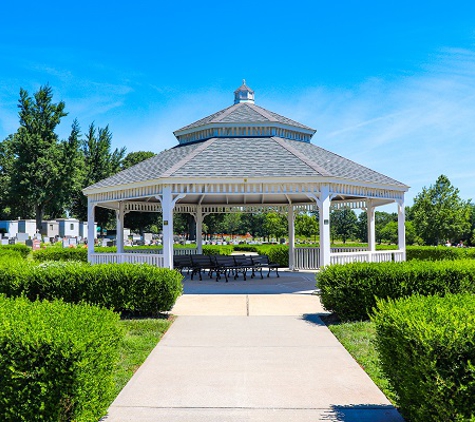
top-left (114, 317), bottom-right (173, 397)
top-left (328, 320), bottom-right (398, 405)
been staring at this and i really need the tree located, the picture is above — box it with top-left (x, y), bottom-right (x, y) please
top-left (295, 213), bottom-right (319, 240)
top-left (355, 211), bottom-right (368, 242)
top-left (9, 86), bottom-right (82, 230)
top-left (263, 212), bottom-right (288, 242)
top-left (375, 211), bottom-right (397, 244)
top-left (412, 175), bottom-right (471, 245)
top-left (70, 123), bottom-right (126, 230)
top-left (331, 207), bottom-right (357, 243)
top-left (121, 151), bottom-right (155, 169)
top-left (121, 151), bottom-right (159, 234)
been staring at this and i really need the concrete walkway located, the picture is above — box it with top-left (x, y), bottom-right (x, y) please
top-left (103, 271), bottom-right (404, 421)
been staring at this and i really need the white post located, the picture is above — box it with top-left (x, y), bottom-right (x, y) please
top-left (367, 202), bottom-right (376, 260)
top-left (87, 199), bottom-right (95, 263)
top-left (288, 205), bottom-right (295, 270)
top-left (397, 199), bottom-right (406, 260)
top-left (318, 186), bottom-right (331, 267)
top-left (161, 186), bottom-right (174, 269)
top-left (116, 202), bottom-right (125, 255)
top-left (196, 206), bottom-right (203, 254)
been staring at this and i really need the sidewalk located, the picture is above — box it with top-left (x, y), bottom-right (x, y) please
top-left (103, 272), bottom-right (404, 422)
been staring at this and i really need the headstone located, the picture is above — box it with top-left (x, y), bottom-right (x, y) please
top-left (16, 233), bottom-right (29, 243)
top-left (1, 239), bottom-right (8, 245)
top-left (32, 239), bottom-right (41, 251)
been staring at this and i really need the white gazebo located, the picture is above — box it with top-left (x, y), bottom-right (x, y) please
top-left (83, 81), bottom-right (409, 269)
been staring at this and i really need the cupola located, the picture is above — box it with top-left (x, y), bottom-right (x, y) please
top-left (233, 79), bottom-right (255, 104)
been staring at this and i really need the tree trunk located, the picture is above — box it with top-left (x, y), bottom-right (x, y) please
top-left (35, 204), bottom-right (43, 236)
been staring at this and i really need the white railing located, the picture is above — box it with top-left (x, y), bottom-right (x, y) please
top-left (294, 248), bottom-right (405, 269)
top-left (124, 248), bottom-right (198, 255)
top-left (329, 250), bottom-right (405, 266)
top-left (90, 253), bottom-right (165, 267)
top-left (294, 247), bottom-right (321, 269)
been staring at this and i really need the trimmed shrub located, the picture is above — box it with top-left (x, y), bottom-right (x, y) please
top-left (0, 244), bottom-right (30, 258)
top-left (371, 294), bottom-right (475, 422)
top-left (233, 244), bottom-right (260, 252)
top-left (202, 245), bottom-right (233, 255)
top-left (0, 261), bottom-right (183, 315)
top-left (0, 248), bottom-right (23, 260)
top-left (257, 245), bottom-right (289, 266)
top-left (33, 247), bottom-right (88, 262)
top-left (317, 259), bottom-right (475, 321)
top-left (406, 245), bottom-right (475, 261)
top-left (0, 296), bottom-right (122, 422)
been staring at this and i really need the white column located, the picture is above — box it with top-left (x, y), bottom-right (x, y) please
top-left (318, 186), bottom-right (331, 267)
top-left (397, 199), bottom-right (406, 258)
top-left (87, 199), bottom-right (95, 263)
top-left (196, 206), bottom-right (203, 254)
top-left (161, 186), bottom-right (174, 269)
top-left (367, 202), bottom-right (376, 252)
top-left (116, 202), bottom-right (125, 255)
top-left (288, 205), bottom-right (295, 270)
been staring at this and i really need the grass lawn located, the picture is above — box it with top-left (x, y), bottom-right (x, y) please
top-left (326, 320), bottom-right (398, 405)
top-left (113, 317), bottom-right (174, 398)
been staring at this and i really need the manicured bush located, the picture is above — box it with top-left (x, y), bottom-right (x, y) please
top-left (0, 261), bottom-right (183, 315)
top-left (0, 244), bottom-right (30, 258)
top-left (257, 245), bottom-right (289, 266)
top-left (0, 248), bottom-right (23, 260)
top-left (371, 294), bottom-right (475, 422)
top-left (202, 245), bottom-right (233, 255)
top-left (406, 245), bottom-right (475, 261)
top-left (317, 259), bottom-right (475, 321)
top-left (33, 247), bottom-right (88, 262)
top-left (233, 244), bottom-right (260, 252)
top-left (0, 295), bottom-right (122, 422)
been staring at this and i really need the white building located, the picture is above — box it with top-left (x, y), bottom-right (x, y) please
top-left (57, 218), bottom-right (80, 237)
top-left (0, 220), bottom-right (19, 238)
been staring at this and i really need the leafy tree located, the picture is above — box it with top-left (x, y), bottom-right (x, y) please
top-left (70, 123), bottom-right (126, 230)
top-left (263, 212), bottom-right (288, 242)
top-left (295, 213), bottom-right (319, 240)
top-left (121, 151), bottom-right (155, 169)
top-left (0, 136), bottom-right (17, 219)
top-left (330, 207), bottom-right (357, 243)
top-left (121, 151), bottom-right (159, 234)
top-left (9, 86), bottom-right (82, 230)
top-left (412, 175), bottom-right (471, 245)
top-left (375, 211), bottom-right (397, 244)
top-left (355, 211), bottom-right (368, 242)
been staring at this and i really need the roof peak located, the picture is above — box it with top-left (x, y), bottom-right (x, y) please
top-left (234, 79), bottom-right (255, 104)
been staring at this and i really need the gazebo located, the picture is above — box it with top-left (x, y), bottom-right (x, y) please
top-left (83, 81), bottom-right (409, 269)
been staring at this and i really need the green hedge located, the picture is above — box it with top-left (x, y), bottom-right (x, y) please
top-left (0, 261), bottom-right (183, 315)
top-left (0, 296), bottom-right (122, 422)
top-left (406, 245), bottom-right (475, 261)
top-left (0, 244), bottom-right (30, 258)
top-left (33, 247), bottom-right (88, 262)
top-left (317, 260), bottom-right (475, 321)
top-left (257, 245), bottom-right (289, 266)
top-left (372, 294), bottom-right (475, 422)
top-left (0, 249), bottom-right (23, 260)
top-left (202, 245), bottom-right (233, 255)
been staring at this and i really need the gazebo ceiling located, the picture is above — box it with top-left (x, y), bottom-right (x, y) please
top-left (83, 82), bottom-right (408, 210)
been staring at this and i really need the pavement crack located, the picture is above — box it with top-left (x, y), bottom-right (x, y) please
top-left (246, 295), bottom-right (250, 316)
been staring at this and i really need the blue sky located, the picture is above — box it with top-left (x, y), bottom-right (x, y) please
top-left (1, 0), bottom-right (475, 208)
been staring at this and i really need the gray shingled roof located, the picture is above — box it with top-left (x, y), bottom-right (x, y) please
top-left (84, 137), bottom-right (407, 191)
top-left (175, 103), bottom-right (314, 133)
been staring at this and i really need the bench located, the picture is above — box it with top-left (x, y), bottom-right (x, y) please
top-left (173, 255), bottom-right (192, 274)
top-left (251, 255), bottom-right (280, 278)
top-left (190, 254), bottom-right (217, 280)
